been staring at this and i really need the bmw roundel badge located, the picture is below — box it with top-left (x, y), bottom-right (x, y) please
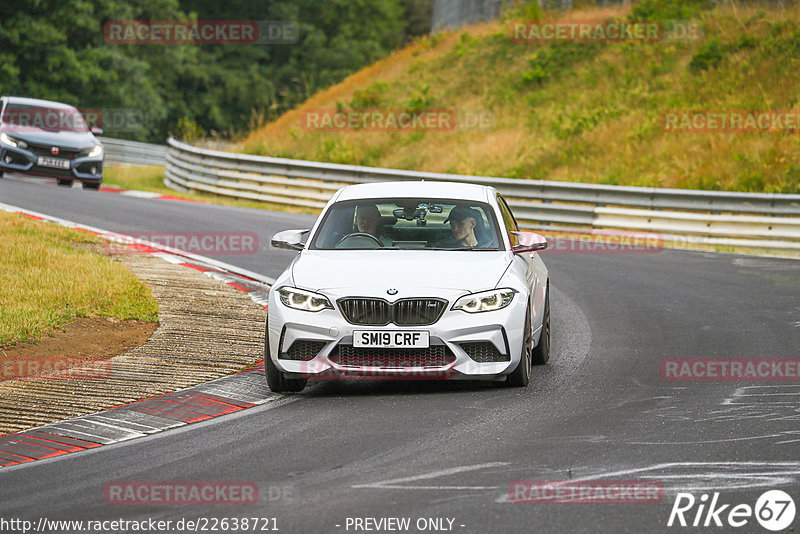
top-left (387, 288), bottom-right (398, 295)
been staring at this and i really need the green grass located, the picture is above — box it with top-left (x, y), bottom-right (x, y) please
top-left (103, 165), bottom-right (181, 197)
top-left (0, 211), bottom-right (159, 345)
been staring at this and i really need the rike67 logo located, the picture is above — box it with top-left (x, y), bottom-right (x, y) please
top-left (668, 490), bottom-right (796, 531)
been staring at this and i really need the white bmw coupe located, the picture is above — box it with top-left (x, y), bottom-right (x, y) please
top-left (266, 181), bottom-right (550, 392)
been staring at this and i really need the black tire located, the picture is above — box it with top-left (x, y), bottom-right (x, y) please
top-left (0, 171), bottom-right (4, 178)
top-left (56, 179), bottom-right (72, 187)
top-left (532, 287), bottom-right (550, 365)
top-left (83, 182), bottom-right (100, 191)
top-left (264, 320), bottom-right (307, 393)
top-left (506, 305), bottom-right (532, 387)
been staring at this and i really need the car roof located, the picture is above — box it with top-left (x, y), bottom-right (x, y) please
top-left (2, 96), bottom-right (76, 109)
top-left (335, 181), bottom-right (495, 203)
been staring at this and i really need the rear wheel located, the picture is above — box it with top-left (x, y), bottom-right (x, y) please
top-left (56, 179), bottom-right (72, 187)
top-left (264, 320), bottom-right (307, 393)
top-left (532, 288), bottom-right (550, 365)
top-left (506, 305), bottom-right (532, 387)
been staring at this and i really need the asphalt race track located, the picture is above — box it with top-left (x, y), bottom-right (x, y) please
top-left (1, 176), bottom-right (799, 533)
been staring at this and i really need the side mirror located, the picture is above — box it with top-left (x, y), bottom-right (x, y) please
top-left (510, 231), bottom-right (548, 254)
top-left (271, 229), bottom-right (309, 251)
top-left (91, 127), bottom-right (104, 136)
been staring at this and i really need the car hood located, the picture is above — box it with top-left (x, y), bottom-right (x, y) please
top-left (291, 250), bottom-right (511, 294)
top-left (3, 128), bottom-right (97, 150)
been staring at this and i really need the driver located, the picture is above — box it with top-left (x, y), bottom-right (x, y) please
top-left (443, 206), bottom-right (494, 248)
top-left (354, 203), bottom-right (392, 246)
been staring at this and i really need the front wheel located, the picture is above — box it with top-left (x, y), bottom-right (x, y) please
top-left (264, 320), bottom-right (307, 393)
top-left (532, 288), bottom-right (550, 365)
top-left (56, 179), bottom-right (72, 187)
top-left (83, 182), bottom-right (100, 191)
top-left (506, 305), bottom-right (532, 387)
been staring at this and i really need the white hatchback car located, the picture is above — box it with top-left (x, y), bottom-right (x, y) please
top-left (266, 181), bottom-right (550, 392)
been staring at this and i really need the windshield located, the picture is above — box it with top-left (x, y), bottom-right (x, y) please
top-left (310, 198), bottom-right (503, 251)
top-left (1, 104), bottom-right (89, 133)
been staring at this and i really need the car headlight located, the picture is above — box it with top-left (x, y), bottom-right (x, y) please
top-left (0, 132), bottom-right (18, 147)
top-left (277, 287), bottom-right (333, 312)
top-left (88, 144), bottom-right (103, 158)
top-left (452, 288), bottom-right (516, 313)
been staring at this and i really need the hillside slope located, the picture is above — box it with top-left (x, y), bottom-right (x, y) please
top-left (241, 2), bottom-right (800, 193)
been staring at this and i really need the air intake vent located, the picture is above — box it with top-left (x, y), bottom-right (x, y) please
top-left (282, 340), bottom-right (327, 361)
top-left (331, 345), bottom-right (456, 368)
top-left (460, 342), bottom-right (508, 362)
top-left (337, 298), bottom-right (447, 326)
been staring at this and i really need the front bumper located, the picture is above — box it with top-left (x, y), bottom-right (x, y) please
top-left (267, 290), bottom-right (529, 381)
top-left (0, 144), bottom-right (103, 182)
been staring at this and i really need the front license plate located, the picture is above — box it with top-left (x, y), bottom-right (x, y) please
top-left (37, 156), bottom-right (70, 169)
top-left (354, 331), bottom-right (430, 348)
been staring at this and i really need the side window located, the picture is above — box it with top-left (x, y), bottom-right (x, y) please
top-left (497, 195), bottom-right (519, 247)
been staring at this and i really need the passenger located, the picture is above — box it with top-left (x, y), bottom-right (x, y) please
top-left (443, 206), bottom-right (494, 248)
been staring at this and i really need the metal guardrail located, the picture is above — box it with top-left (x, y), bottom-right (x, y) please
top-left (164, 137), bottom-right (800, 251)
top-left (101, 137), bottom-right (167, 166)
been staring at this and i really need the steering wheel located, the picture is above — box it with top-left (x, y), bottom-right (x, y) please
top-left (335, 232), bottom-right (383, 248)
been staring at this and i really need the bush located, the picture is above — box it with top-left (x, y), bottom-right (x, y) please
top-left (350, 82), bottom-right (389, 110)
top-left (521, 66), bottom-right (548, 86)
top-left (631, 0), bottom-right (713, 21)
top-left (501, 0), bottom-right (543, 22)
top-left (406, 84), bottom-right (433, 113)
top-left (689, 38), bottom-right (726, 72)
top-left (171, 116), bottom-right (205, 142)
top-left (522, 42), bottom-right (603, 85)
